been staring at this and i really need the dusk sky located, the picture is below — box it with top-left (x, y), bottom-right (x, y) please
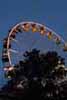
top-left (0, 0), bottom-right (67, 87)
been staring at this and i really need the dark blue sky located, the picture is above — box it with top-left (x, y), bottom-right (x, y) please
top-left (0, 0), bottom-right (67, 87)
top-left (0, 0), bottom-right (67, 39)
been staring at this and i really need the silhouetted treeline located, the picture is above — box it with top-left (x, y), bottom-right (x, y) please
top-left (0, 49), bottom-right (67, 100)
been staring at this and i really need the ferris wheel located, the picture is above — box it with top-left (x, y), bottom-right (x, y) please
top-left (2, 21), bottom-right (67, 77)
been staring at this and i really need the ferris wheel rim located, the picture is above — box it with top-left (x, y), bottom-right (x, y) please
top-left (2, 21), bottom-right (66, 67)
top-left (8, 21), bottom-right (65, 43)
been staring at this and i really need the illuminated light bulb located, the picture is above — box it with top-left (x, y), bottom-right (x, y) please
top-left (4, 66), bottom-right (14, 71)
top-left (4, 67), bottom-right (8, 71)
top-left (23, 23), bottom-right (30, 32)
top-left (4, 66), bottom-right (10, 71)
top-left (55, 37), bottom-right (61, 45)
top-left (13, 28), bottom-right (18, 33)
top-left (58, 60), bottom-right (61, 64)
top-left (8, 67), bottom-right (14, 71)
top-left (31, 24), bottom-right (38, 32)
top-left (65, 68), bottom-right (67, 71)
top-left (47, 31), bottom-right (53, 40)
top-left (32, 28), bottom-right (37, 32)
top-left (40, 26), bottom-right (46, 35)
top-left (8, 76), bottom-right (11, 79)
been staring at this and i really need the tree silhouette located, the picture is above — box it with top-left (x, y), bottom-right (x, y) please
top-left (0, 49), bottom-right (67, 100)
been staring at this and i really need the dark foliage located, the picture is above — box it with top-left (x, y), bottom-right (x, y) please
top-left (0, 49), bottom-right (67, 100)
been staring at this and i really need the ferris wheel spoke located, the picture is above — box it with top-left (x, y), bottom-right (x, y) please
top-left (10, 38), bottom-right (21, 46)
top-left (9, 49), bottom-right (19, 53)
top-left (11, 38), bottom-right (18, 43)
top-left (10, 37), bottom-right (24, 49)
top-left (29, 38), bottom-right (42, 51)
top-left (8, 49), bottom-right (24, 57)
